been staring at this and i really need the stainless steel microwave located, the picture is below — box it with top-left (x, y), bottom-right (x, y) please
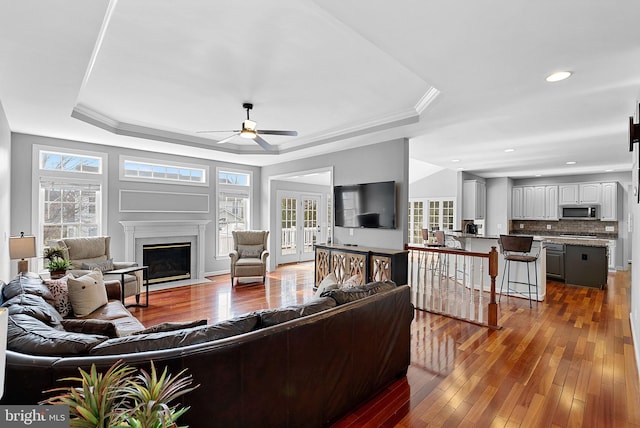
top-left (562, 206), bottom-right (598, 219)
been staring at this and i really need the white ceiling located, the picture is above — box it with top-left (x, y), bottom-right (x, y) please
top-left (1, 0), bottom-right (640, 178)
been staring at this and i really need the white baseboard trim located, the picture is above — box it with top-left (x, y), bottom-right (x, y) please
top-left (204, 269), bottom-right (229, 277)
top-left (630, 311), bottom-right (640, 384)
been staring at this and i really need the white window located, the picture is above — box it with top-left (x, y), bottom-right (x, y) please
top-left (409, 198), bottom-right (456, 243)
top-left (408, 200), bottom-right (425, 244)
top-left (119, 156), bottom-right (208, 186)
top-left (34, 146), bottom-right (108, 253)
top-left (217, 169), bottom-right (252, 257)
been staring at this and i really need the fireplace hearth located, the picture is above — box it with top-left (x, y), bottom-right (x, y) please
top-left (143, 242), bottom-right (191, 284)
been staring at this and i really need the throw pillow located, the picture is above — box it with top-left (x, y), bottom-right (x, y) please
top-left (67, 270), bottom-right (108, 317)
top-left (314, 272), bottom-right (339, 297)
top-left (61, 318), bottom-right (118, 338)
top-left (237, 244), bottom-right (263, 258)
top-left (340, 273), bottom-right (363, 289)
top-left (44, 274), bottom-right (74, 317)
top-left (80, 259), bottom-right (114, 272)
top-left (132, 319), bottom-right (208, 335)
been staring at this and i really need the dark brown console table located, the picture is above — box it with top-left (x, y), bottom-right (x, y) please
top-left (314, 244), bottom-right (408, 287)
top-left (108, 265), bottom-right (149, 307)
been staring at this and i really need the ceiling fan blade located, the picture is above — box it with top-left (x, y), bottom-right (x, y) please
top-left (216, 132), bottom-right (241, 144)
top-left (196, 130), bottom-right (240, 134)
top-left (258, 130), bottom-right (298, 136)
top-left (254, 135), bottom-right (275, 151)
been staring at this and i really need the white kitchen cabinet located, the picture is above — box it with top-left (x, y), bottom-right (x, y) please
top-left (608, 240), bottom-right (616, 271)
top-left (559, 184), bottom-right (579, 205)
top-left (601, 182), bottom-right (618, 221)
top-left (512, 186), bottom-right (524, 219)
top-left (463, 180), bottom-right (486, 220)
top-left (514, 185), bottom-right (557, 220)
top-left (544, 185), bottom-right (559, 220)
top-left (580, 183), bottom-right (601, 204)
top-left (559, 183), bottom-right (601, 205)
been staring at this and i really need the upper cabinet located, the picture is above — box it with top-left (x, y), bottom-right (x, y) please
top-left (512, 186), bottom-right (524, 219)
top-left (559, 183), bottom-right (601, 205)
top-left (601, 182), bottom-right (618, 221)
top-left (513, 181), bottom-right (618, 221)
top-left (463, 180), bottom-right (486, 220)
top-left (513, 185), bottom-right (557, 220)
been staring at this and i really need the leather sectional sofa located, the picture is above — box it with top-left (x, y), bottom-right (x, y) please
top-left (1, 273), bottom-right (414, 427)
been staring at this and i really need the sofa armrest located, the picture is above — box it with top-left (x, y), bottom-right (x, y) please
top-left (229, 250), bottom-right (239, 262)
top-left (113, 261), bottom-right (137, 270)
top-left (104, 279), bottom-right (122, 300)
top-left (261, 251), bottom-right (269, 263)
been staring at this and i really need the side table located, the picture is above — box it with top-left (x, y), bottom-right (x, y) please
top-left (108, 266), bottom-right (149, 307)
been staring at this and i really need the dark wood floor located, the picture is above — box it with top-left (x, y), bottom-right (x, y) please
top-left (128, 264), bottom-right (640, 427)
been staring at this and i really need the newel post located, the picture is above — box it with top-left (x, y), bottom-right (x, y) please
top-left (488, 246), bottom-right (499, 329)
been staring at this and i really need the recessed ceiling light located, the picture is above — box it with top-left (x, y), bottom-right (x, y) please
top-left (566, 161), bottom-right (576, 165)
top-left (546, 71), bottom-right (572, 82)
top-left (451, 159), bottom-right (460, 163)
top-left (605, 169), bottom-right (614, 172)
top-left (504, 148), bottom-right (515, 153)
top-left (535, 174), bottom-right (542, 177)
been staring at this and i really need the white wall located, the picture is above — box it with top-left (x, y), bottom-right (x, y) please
top-left (409, 168), bottom-right (457, 198)
top-left (10, 133), bottom-right (261, 276)
top-left (631, 94), bottom-right (640, 380)
top-left (262, 138), bottom-right (409, 270)
top-left (0, 101), bottom-right (10, 280)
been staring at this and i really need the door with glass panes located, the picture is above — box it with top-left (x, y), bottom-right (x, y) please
top-left (277, 192), bottom-right (322, 264)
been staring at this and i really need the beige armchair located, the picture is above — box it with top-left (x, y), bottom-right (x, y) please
top-left (47, 236), bottom-right (142, 303)
top-left (229, 230), bottom-right (269, 286)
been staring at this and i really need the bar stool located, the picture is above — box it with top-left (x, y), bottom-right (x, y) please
top-left (498, 235), bottom-right (539, 308)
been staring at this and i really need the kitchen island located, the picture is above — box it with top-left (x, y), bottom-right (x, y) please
top-left (447, 233), bottom-right (547, 302)
top-left (540, 236), bottom-right (609, 289)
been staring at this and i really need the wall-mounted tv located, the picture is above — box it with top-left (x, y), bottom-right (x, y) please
top-left (334, 180), bottom-right (396, 229)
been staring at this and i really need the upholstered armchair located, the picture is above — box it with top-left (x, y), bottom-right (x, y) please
top-left (46, 236), bottom-right (142, 302)
top-left (229, 230), bottom-right (269, 286)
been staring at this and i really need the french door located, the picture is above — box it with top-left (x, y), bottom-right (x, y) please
top-left (277, 192), bottom-right (322, 265)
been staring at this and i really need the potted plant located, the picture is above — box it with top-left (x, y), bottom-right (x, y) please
top-left (44, 247), bottom-right (71, 279)
top-left (41, 361), bottom-right (198, 428)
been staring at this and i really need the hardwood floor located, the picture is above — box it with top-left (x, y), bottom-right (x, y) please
top-left (128, 264), bottom-right (640, 427)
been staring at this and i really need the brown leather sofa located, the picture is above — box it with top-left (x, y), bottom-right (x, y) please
top-left (1, 276), bottom-right (414, 427)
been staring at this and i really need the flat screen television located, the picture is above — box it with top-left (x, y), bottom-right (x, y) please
top-left (334, 181), bottom-right (396, 229)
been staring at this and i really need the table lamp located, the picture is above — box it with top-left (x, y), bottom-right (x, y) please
top-left (9, 232), bottom-right (36, 274)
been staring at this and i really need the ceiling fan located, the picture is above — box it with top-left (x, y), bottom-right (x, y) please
top-left (197, 103), bottom-right (298, 151)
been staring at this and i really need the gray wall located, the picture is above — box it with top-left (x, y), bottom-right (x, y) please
top-left (10, 133), bottom-right (261, 275)
top-left (486, 177), bottom-right (512, 237)
top-left (262, 138), bottom-right (409, 270)
top-left (0, 101), bottom-right (10, 279)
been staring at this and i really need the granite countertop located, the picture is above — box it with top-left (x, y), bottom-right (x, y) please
top-left (541, 236), bottom-right (609, 247)
top-left (446, 232), bottom-right (609, 247)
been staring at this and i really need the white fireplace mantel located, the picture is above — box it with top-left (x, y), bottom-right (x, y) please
top-left (119, 220), bottom-right (211, 280)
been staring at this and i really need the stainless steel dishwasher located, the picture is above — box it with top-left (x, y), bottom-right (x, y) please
top-left (545, 242), bottom-right (565, 281)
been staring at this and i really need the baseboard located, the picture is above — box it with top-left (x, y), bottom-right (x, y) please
top-left (204, 269), bottom-right (229, 277)
top-left (630, 311), bottom-right (640, 384)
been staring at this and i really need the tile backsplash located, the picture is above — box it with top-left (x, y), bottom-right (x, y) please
top-left (509, 220), bottom-right (618, 239)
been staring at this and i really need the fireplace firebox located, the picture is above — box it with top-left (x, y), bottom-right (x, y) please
top-left (143, 242), bottom-right (191, 284)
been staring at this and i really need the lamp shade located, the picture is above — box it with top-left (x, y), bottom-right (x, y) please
top-left (0, 307), bottom-right (7, 400)
top-left (9, 235), bottom-right (36, 259)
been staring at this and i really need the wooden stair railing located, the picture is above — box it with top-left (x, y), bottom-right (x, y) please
top-left (405, 244), bottom-right (500, 330)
